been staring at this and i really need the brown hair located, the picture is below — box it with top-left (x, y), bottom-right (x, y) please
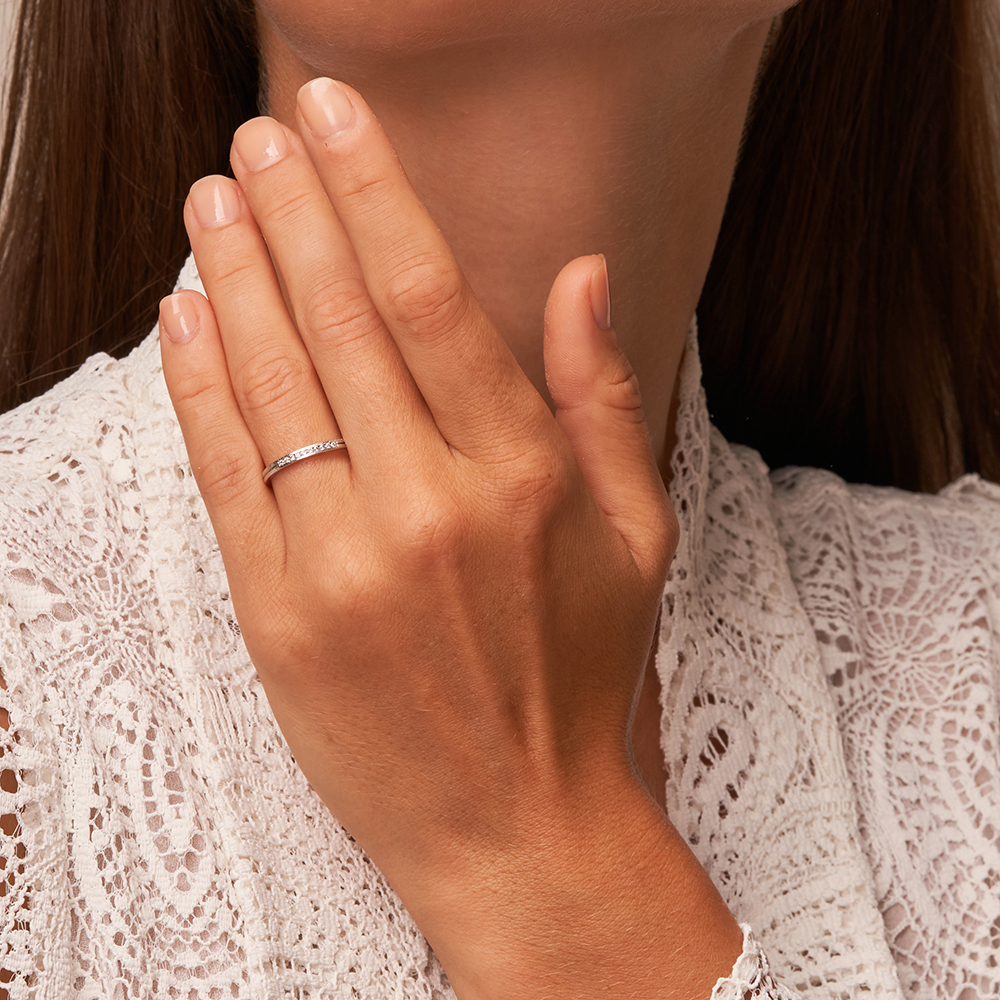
top-left (0, 0), bottom-right (258, 412)
top-left (0, 0), bottom-right (999, 493)
top-left (697, 0), bottom-right (1000, 492)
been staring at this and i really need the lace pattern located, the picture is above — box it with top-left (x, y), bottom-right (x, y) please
top-left (1, 255), bottom-right (998, 997)
top-left (771, 469), bottom-right (1000, 999)
top-left (712, 927), bottom-right (801, 1000)
top-left (657, 329), bottom-right (902, 996)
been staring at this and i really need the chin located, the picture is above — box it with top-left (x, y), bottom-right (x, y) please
top-left (256, 0), bottom-right (797, 67)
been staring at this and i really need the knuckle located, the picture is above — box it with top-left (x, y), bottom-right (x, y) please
top-left (298, 275), bottom-right (381, 348)
top-left (394, 485), bottom-right (465, 557)
top-left (639, 494), bottom-right (679, 586)
top-left (194, 448), bottom-right (260, 509)
top-left (604, 362), bottom-right (646, 421)
top-left (205, 250), bottom-right (262, 300)
top-left (170, 368), bottom-right (223, 412)
top-left (383, 253), bottom-right (467, 337)
top-left (328, 548), bottom-right (387, 615)
top-left (257, 186), bottom-right (317, 233)
top-left (490, 442), bottom-right (574, 519)
top-left (290, 543), bottom-right (390, 644)
top-left (338, 165), bottom-right (394, 210)
top-left (236, 352), bottom-right (312, 415)
top-left (522, 464), bottom-right (574, 520)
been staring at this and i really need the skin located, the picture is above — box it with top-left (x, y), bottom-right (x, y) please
top-left (259, 1), bottom-right (783, 807)
top-left (158, 3), bottom-right (795, 998)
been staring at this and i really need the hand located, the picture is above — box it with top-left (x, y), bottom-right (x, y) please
top-left (159, 78), bottom-right (740, 1000)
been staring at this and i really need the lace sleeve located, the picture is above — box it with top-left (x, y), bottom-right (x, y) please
top-left (712, 927), bottom-right (802, 1000)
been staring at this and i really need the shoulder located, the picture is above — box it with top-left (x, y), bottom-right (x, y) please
top-left (0, 344), bottom-right (157, 685)
top-left (0, 348), bottom-right (139, 486)
top-left (0, 345), bottom-right (148, 533)
top-left (768, 464), bottom-right (1000, 577)
top-left (765, 463), bottom-right (1000, 690)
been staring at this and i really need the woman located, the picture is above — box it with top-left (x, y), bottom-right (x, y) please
top-left (1, 1), bottom-right (998, 998)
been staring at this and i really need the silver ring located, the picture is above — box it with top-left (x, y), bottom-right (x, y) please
top-left (262, 439), bottom-right (348, 485)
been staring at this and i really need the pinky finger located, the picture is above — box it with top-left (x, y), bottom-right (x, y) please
top-left (159, 290), bottom-right (285, 595)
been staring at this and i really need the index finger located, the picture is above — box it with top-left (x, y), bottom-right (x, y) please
top-left (294, 78), bottom-right (549, 455)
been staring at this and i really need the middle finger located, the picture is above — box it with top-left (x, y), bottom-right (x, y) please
top-left (229, 116), bottom-right (436, 465)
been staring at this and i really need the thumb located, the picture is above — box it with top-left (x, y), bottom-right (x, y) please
top-left (543, 255), bottom-right (676, 579)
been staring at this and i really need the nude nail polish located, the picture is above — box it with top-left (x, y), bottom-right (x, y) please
top-left (590, 255), bottom-right (613, 332)
top-left (160, 293), bottom-right (199, 344)
top-left (189, 176), bottom-right (241, 228)
top-left (233, 117), bottom-right (289, 172)
top-left (298, 78), bottom-right (356, 139)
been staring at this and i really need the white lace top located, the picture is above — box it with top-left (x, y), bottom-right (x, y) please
top-left (1, 256), bottom-right (998, 999)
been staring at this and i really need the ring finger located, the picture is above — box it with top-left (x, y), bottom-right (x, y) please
top-left (184, 174), bottom-right (349, 512)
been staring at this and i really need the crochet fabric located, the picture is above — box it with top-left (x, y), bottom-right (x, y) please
top-left (1, 256), bottom-right (998, 998)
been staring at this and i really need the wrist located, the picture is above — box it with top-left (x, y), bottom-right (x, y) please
top-left (401, 768), bottom-right (743, 1000)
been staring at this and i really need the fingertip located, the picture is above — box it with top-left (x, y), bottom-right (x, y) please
top-left (545, 253), bottom-right (603, 313)
top-left (186, 175), bottom-right (243, 230)
top-left (297, 77), bottom-right (358, 141)
top-left (544, 253), bottom-right (618, 407)
top-left (159, 290), bottom-right (204, 345)
top-left (231, 116), bottom-right (292, 174)
top-left (544, 253), bottom-right (614, 340)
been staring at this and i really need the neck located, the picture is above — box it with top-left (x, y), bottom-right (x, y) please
top-left (259, 14), bottom-right (774, 470)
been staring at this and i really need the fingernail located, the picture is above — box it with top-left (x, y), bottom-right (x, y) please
top-left (298, 78), bottom-right (356, 139)
top-left (159, 293), bottom-right (200, 343)
top-left (189, 176), bottom-right (241, 228)
top-left (233, 117), bottom-right (289, 172)
top-left (590, 255), bottom-right (612, 332)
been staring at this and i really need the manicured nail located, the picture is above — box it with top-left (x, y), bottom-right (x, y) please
top-left (189, 176), bottom-right (241, 228)
top-left (159, 293), bottom-right (200, 344)
top-left (590, 255), bottom-right (612, 332)
top-left (233, 117), bottom-right (289, 172)
top-left (298, 78), bottom-right (356, 139)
